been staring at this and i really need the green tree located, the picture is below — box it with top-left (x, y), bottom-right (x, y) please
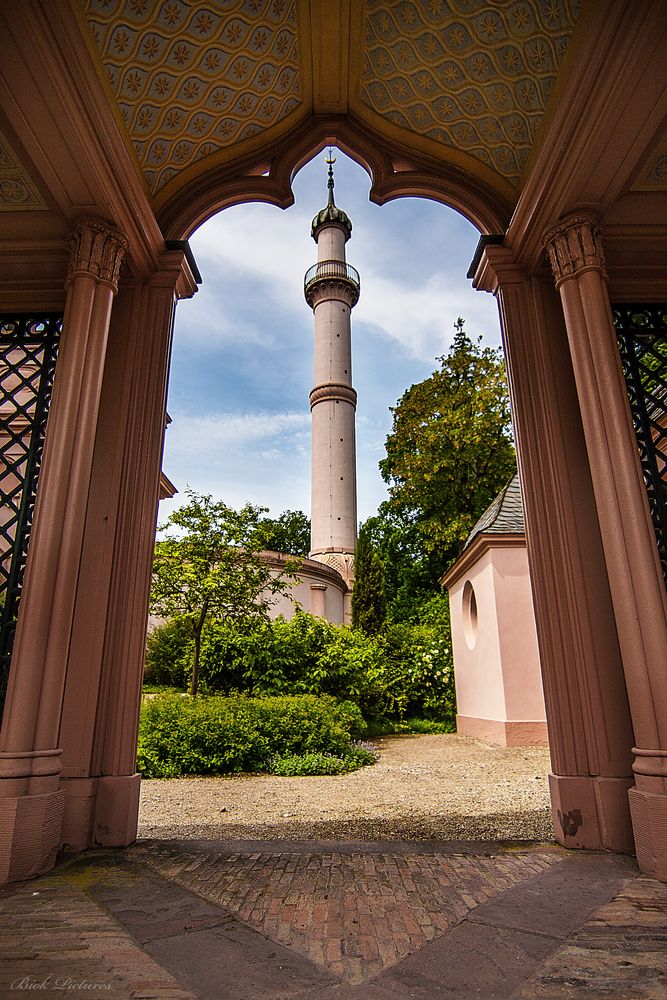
top-left (251, 509), bottom-right (311, 556)
top-left (150, 491), bottom-right (298, 697)
top-left (379, 318), bottom-right (516, 591)
top-left (351, 521), bottom-right (387, 634)
top-left (365, 507), bottom-right (441, 621)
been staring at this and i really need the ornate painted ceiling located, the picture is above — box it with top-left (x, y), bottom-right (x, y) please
top-left (83, 0), bottom-right (303, 195)
top-left (77, 0), bottom-right (583, 205)
top-left (360, 0), bottom-right (581, 185)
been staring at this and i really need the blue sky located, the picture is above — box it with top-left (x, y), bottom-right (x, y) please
top-left (162, 149), bottom-right (502, 524)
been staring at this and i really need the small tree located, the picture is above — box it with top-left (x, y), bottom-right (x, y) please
top-left (251, 509), bottom-right (311, 556)
top-left (351, 521), bottom-right (387, 634)
top-left (150, 491), bottom-right (298, 696)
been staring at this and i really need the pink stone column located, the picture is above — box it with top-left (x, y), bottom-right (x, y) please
top-left (309, 583), bottom-right (328, 618)
top-left (473, 245), bottom-right (635, 853)
top-left (0, 218), bottom-right (127, 882)
top-left (57, 250), bottom-right (197, 851)
top-left (544, 215), bottom-right (667, 879)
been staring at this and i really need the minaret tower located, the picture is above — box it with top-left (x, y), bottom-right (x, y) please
top-left (304, 152), bottom-right (360, 604)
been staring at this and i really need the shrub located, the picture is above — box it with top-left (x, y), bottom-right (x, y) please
top-left (269, 743), bottom-right (377, 777)
top-left (199, 612), bottom-right (339, 696)
top-left (403, 718), bottom-right (455, 734)
top-left (137, 692), bottom-right (369, 778)
top-left (148, 600), bottom-right (456, 728)
top-left (375, 621), bottom-right (455, 721)
top-left (144, 616), bottom-right (193, 689)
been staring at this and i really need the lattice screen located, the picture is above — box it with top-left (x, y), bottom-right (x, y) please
top-left (0, 314), bottom-right (62, 714)
top-left (613, 304), bottom-right (667, 586)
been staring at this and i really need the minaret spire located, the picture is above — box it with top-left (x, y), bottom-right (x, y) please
top-left (304, 151), bottom-right (360, 621)
top-left (326, 147), bottom-right (336, 206)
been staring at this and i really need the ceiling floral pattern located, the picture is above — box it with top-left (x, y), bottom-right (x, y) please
top-left (82, 0), bottom-right (302, 194)
top-left (361, 0), bottom-right (582, 185)
top-left (0, 130), bottom-right (47, 212)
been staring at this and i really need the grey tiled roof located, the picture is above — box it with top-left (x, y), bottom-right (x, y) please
top-left (464, 473), bottom-right (524, 548)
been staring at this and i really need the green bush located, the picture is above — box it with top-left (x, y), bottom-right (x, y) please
top-left (365, 717), bottom-right (456, 737)
top-left (146, 600), bottom-right (456, 729)
top-left (270, 744), bottom-right (377, 777)
top-left (199, 612), bottom-right (339, 696)
top-left (137, 692), bottom-right (369, 778)
top-left (144, 616), bottom-right (193, 689)
top-left (375, 621), bottom-right (455, 721)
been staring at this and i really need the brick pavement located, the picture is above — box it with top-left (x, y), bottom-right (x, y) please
top-left (136, 842), bottom-right (559, 984)
top-left (0, 840), bottom-right (665, 999)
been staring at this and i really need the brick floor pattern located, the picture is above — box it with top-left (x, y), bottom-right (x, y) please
top-left (141, 845), bottom-right (560, 985)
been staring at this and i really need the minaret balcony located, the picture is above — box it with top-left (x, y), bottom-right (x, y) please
top-left (304, 259), bottom-right (360, 307)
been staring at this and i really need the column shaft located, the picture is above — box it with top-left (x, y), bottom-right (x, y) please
top-left (58, 251), bottom-right (196, 851)
top-left (474, 245), bottom-right (635, 852)
top-left (306, 216), bottom-right (358, 589)
top-left (0, 218), bottom-right (127, 882)
top-left (544, 215), bottom-right (667, 878)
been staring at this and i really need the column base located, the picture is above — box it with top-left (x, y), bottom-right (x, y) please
top-left (549, 773), bottom-right (634, 853)
top-left (60, 777), bottom-right (98, 852)
top-left (0, 788), bottom-right (65, 884)
top-left (457, 715), bottom-right (548, 747)
top-left (92, 774), bottom-right (141, 847)
top-left (629, 786), bottom-right (667, 880)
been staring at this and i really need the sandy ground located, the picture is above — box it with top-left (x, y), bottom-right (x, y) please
top-left (138, 733), bottom-right (553, 843)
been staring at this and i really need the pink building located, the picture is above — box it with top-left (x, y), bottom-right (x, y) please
top-left (262, 552), bottom-right (348, 625)
top-left (442, 476), bottom-right (548, 748)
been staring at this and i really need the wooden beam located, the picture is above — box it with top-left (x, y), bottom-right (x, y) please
top-left (309, 0), bottom-right (351, 115)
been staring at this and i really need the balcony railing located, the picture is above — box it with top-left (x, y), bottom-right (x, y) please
top-left (304, 259), bottom-right (360, 298)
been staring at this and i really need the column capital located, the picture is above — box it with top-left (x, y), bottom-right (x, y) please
top-left (543, 214), bottom-right (607, 287)
top-left (67, 217), bottom-right (129, 293)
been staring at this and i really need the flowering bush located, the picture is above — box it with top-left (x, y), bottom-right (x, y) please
top-left (270, 742), bottom-right (378, 776)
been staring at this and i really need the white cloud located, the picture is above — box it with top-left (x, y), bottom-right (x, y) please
top-left (161, 408), bottom-right (311, 518)
top-left (356, 270), bottom-right (500, 362)
top-left (174, 282), bottom-right (283, 350)
top-left (167, 410), bottom-right (310, 456)
top-left (183, 191), bottom-right (500, 366)
top-left (190, 204), bottom-right (311, 308)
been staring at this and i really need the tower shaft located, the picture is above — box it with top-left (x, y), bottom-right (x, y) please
top-left (304, 163), bottom-right (359, 590)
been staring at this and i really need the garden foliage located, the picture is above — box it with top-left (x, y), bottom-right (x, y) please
top-left (373, 318), bottom-right (516, 612)
top-left (351, 521), bottom-right (387, 634)
top-left (137, 692), bottom-right (374, 778)
top-left (150, 491), bottom-right (299, 696)
top-left (145, 600), bottom-right (455, 727)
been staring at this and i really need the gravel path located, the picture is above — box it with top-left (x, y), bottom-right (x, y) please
top-left (138, 733), bottom-right (553, 843)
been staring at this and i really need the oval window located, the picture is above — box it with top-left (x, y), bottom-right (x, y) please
top-left (462, 580), bottom-right (478, 649)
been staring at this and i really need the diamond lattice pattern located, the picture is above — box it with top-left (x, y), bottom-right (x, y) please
top-left (614, 305), bottom-right (667, 585)
top-left (361, 0), bottom-right (582, 184)
top-left (0, 315), bottom-right (61, 709)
